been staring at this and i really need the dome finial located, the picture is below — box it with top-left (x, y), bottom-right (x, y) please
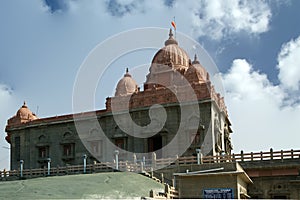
top-left (165, 29), bottom-right (178, 46)
top-left (192, 54), bottom-right (200, 64)
top-left (124, 67), bottom-right (131, 77)
top-left (115, 68), bottom-right (138, 96)
top-left (22, 101), bottom-right (27, 108)
top-left (169, 28), bottom-right (173, 38)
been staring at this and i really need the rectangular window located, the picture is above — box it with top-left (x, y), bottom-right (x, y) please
top-left (63, 144), bottom-right (72, 156)
top-left (90, 140), bottom-right (102, 156)
top-left (115, 138), bottom-right (125, 149)
top-left (15, 136), bottom-right (20, 161)
top-left (38, 146), bottom-right (49, 159)
top-left (62, 143), bottom-right (74, 158)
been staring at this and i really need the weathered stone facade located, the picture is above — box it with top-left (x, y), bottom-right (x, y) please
top-left (5, 29), bottom-right (232, 170)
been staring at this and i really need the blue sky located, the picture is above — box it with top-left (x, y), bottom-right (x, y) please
top-left (1, 0), bottom-right (300, 169)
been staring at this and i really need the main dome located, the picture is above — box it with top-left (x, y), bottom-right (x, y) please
top-left (115, 68), bottom-right (138, 96)
top-left (151, 29), bottom-right (190, 71)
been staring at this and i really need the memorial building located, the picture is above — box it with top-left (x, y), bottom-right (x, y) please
top-left (4, 29), bottom-right (300, 199)
top-left (5, 29), bottom-right (232, 170)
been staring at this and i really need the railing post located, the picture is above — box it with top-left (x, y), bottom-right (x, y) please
top-left (3, 169), bottom-right (7, 179)
top-left (196, 149), bottom-right (202, 164)
top-left (83, 154), bottom-right (87, 173)
top-left (47, 158), bottom-right (51, 176)
top-left (221, 151), bottom-right (226, 162)
top-left (56, 166), bottom-right (60, 175)
top-left (133, 153), bottom-right (137, 164)
top-left (115, 150), bottom-right (119, 170)
top-left (93, 160), bottom-right (97, 172)
top-left (140, 161), bottom-right (144, 172)
top-left (149, 189), bottom-right (154, 198)
top-left (281, 150), bottom-right (283, 161)
top-left (124, 161), bottom-right (129, 172)
top-left (260, 151), bottom-right (263, 160)
top-left (175, 155), bottom-right (179, 166)
top-left (172, 178), bottom-right (175, 188)
top-left (143, 156), bottom-right (146, 167)
top-left (291, 149), bottom-right (294, 159)
top-left (270, 148), bottom-right (273, 160)
top-left (241, 150), bottom-right (244, 162)
top-left (150, 167), bottom-right (153, 178)
top-left (251, 152), bottom-right (253, 161)
top-left (152, 152), bottom-right (157, 169)
top-left (20, 160), bottom-right (24, 178)
top-left (161, 173), bottom-right (164, 184)
top-left (165, 184), bottom-right (170, 199)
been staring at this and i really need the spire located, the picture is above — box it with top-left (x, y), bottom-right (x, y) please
top-left (22, 101), bottom-right (27, 108)
top-left (165, 29), bottom-right (178, 46)
top-left (169, 28), bottom-right (173, 38)
top-left (192, 54), bottom-right (200, 64)
top-left (124, 67), bottom-right (131, 77)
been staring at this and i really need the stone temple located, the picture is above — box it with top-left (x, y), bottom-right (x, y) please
top-left (5, 29), bottom-right (232, 170)
top-left (4, 29), bottom-right (300, 199)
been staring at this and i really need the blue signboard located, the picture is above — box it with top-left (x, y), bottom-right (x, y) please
top-left (203, 188), bottom-right (234, 199)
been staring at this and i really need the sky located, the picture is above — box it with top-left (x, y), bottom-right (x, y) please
top-left (1, 0), bottom-right (300, 170)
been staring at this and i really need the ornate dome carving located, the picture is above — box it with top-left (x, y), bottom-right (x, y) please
top-left (7, 101), bottom-right (38, 126)
top-left (115, 68), bottom-right (138, 96)
top-left (16, 102), bottom-right (38, 120)
top-left (151, 29), bottom-right (190, 71)
top-left (185, 54), bottom-right (210, 83)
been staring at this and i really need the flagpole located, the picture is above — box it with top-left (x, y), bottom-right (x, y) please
top-left (173, 16), bottom-right (176, 39)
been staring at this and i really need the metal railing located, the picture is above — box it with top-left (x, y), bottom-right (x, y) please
top-left (1, 148), bottom-right (299, 181)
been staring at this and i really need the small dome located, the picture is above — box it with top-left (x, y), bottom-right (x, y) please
top-left (151, 29), bottom-right (190, 71)
top-left (16, 101), bottom-right (38, 121)
top-left (185, 54), bottom-right (210, 83)
top-left (7, 101), bottom-right (38, 126)
top-left (115, 68), bottom-right (138, 97)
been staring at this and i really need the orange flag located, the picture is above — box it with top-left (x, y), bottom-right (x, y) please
top-left (171, 21), bottom-right (176, 30)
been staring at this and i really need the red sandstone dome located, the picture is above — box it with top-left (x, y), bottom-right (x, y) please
top-left (185, 54), bottom-right (210, 83)
top-left (115, 68), bottom-right (138, 96)
top-left (151, 29), bottom-right (190, 71)
top-left (6, 102), bottom-right (38, 143)
top-left (16, 102), bottom-right (38, 121)
top-left (7, 102), bottom-right (38, 125)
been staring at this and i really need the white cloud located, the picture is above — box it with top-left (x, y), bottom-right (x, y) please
top-left (190, 0), bottom-right (272, 40)
top-left (224, 59), bottom-right (284, 103)
top-left (223, 58), bottom-right (300, 152)
top-left (0, 84), bottom-right (16, 170)
top-left (277, 35), bottom-right (300, 91)
top-left (65, 0), bottom-right (273, 40)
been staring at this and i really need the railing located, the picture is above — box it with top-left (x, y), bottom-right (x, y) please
top-left (1, 149), bottom-right (299, 181)
top-left (149, 184), bottom-right (179, 199)
top-left (165, 184), bottom-right (179, 199)
top-left (202, 149), bottom-right (300, 163)
top-left (0, 162), bottom-right (114, 181)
